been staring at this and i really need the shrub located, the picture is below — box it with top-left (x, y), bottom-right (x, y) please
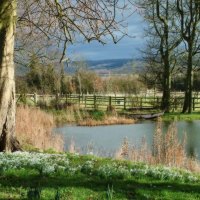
top-left (90, 110), bottom-right (105, 121)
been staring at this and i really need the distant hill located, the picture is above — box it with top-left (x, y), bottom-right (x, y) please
top-left (16, 58), bottom-right (145, 77)
top-left (65, 58), bottom-right (144, 76)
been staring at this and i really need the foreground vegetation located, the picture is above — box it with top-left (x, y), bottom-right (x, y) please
top-left (16, 106), bottom-right (135, 151)
top-left (0, 152), bottom-right (200, 200)
top-left (16, 105), bottom-right (200, 154)
top-left (16, 106), bottom-right (64, 152)
top-left (12, 106), bottom-right (200, 199)
top-left (51, 108), bottom-right (135, 126)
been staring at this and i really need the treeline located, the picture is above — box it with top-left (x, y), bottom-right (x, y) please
top-left (140, 69), bottom-right (200, 91)
top-left (16, 54), bottom-right (200, 99)
top-left (137, 0), bottom-right (200, 113)
top-left (16, 57), bottom-right (146, 96)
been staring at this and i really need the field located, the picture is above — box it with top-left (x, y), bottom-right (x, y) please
top-left (0, 152), bottom-right (200, 200)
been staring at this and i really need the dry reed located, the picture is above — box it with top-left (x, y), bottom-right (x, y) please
top-left (54, 106), bottom-right (89, 124)
top-left (115, 119), bottom-right (200, 172)
top-left (78, 116), bottom-right (135, 126)
top-left (68, 138), bottom-right (76, 154)
top-left (54, 105), bottom-right (135, 126)
top-left (16, 106), bottom-right (64, 152)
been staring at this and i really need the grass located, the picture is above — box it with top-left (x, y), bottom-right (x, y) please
top-left (18, 99), bottom-right (200, 126)
top-left (78, 116), bottom-right (135, 126)
top-left (0, 152), bottom-right (200, 200)
top-left (49, 107), bottom-right (86, 125)
top-left (7, 107), bottom-right (200, 199)
top-left (49, 107), bottom-right (135, 126)
top-left (121, 109), bottom-right (200, 122)
top-left (162, 112), bottom-right (200, 121)
top-left (2, 174), bottom-right (200, 199)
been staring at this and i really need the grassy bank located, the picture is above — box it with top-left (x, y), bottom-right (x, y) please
top-left (78, 116), bottom-right (135, 126)
top-left (120, 109), bottom-right (200, 122)
top-left (15, 106), bottom-right (135, 152)
top-left (162, 112), bottom-right (200, 121)
top-left (0, 152), bottom-right (200, 200)
top-left (13, 106), bottom-right (200, 199)
top-left (49, 108), bottom-right (135, 126)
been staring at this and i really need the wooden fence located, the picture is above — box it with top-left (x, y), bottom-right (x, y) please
top-left (16, 93), bottom-right (200, 112)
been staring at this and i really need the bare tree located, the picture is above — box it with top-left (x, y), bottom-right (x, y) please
top-left (0, 0), bottom-right (131, 151)
top-left (176, 0), bottom-right (200, 113)
top-left (137, 0), bottom-right (181, 112)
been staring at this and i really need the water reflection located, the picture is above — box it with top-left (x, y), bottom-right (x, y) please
top-left (55, 120), bottom-right (200, 159)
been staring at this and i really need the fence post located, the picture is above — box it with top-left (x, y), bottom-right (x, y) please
top-left (157, 97), bottom-right (159, 108)
top-left (94, 95), bottom-right (97, 110)
top-left (66, 94), bottom-right (68, 105)
top-left (56, 93), bottom-right (59, 109)
top-left (193, 97), bottom-right (195, 111)
top-left (34, 93), bottom-right (38, 105)
top-left (124, 97), bottom-right (126, 110)
top-left (174, 97), bottom-right (177, 111)
top-left (78, 94), bottom-right (81, 107)
top-left (109, 96), bottom-right (112, 108)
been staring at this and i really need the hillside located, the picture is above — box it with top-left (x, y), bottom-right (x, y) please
top-left (15, 58), bottom-right (145, 77)
top-left (65, 58), bottom-right (144, 76)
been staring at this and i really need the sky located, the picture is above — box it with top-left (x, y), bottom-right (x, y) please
top-left (68, 12), bottom-right (146, 61)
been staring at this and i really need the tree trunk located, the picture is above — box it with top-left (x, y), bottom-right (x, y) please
top-left (161, 51), bottom-right (171, 113)
top-left (182, 44), bottom-right (193, 113)
top-left (161, 62), bottom-right (171, 113)
top-left (0, 0), bottom-right (20, 152)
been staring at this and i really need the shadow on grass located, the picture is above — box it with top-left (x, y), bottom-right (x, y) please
top-left (0, 173), bottom-right (200, 199)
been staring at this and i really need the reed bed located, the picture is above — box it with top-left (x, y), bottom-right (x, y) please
top-left (16, 106), bottom-right (64, 152)
top-left (115, 119), bottom-right (200, 172)
top-left (53, 106), bottom-right (89, 124)
top-left (53, 105), bottom-right (135, 126)
top-left (78, 116), bottom-right (135, 126)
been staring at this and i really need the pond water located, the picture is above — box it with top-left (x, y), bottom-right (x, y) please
top-left (55, 120), bottom-right (200, 159)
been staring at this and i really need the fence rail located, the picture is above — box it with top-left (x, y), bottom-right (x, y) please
top-left (16, 93), bottom-right (200, 112)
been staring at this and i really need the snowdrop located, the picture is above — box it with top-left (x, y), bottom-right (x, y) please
top-left (0, 152), bottom-right (199, 183)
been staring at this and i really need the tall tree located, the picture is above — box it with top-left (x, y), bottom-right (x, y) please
top-left (137, 0), bottom-right (181, 112)
top-left (0, 0), bottom-right (17, 151)
top-left (0, 0), bottom-right (131, 151)
top-left (176, 0), bottom-right (200, 113)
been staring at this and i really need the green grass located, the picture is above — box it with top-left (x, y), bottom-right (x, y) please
top-left (2, 173), bottom-right (200, 199)
top-left (162, 112), bottom-right (200, 121)
top-left (46, 108), bottom-right (107, 125)
top-left (0, 152), bottom-right (200, 199)
top-left (121, 109), bottom-right (200, 122)
top-left (88, 110), bottom-right (106, 121)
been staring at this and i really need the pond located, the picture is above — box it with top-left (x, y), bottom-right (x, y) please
top-left (55, 120), bottom-right (200, 159)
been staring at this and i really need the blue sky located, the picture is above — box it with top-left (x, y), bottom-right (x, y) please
top-left (68, 12), bottom-right (146, 61)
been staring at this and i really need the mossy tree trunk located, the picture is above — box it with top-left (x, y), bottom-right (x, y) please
top-left (0, 0), bottom-right (20, 152)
